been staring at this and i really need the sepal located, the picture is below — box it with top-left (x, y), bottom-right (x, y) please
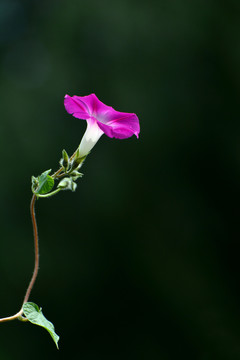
top-left (70, 149), bottom-right (87, 171)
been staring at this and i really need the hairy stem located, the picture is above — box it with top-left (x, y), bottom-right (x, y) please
top-left (0, 194), bottom-right (39, 323)
top-left (37, 188), bottom-right (61, 198)
top-left (0, 148), bottom-right (80, 323)
top-left (23, 194), bottom-right (39, 304)
top-left (0, 309), bottom-right (24, 323)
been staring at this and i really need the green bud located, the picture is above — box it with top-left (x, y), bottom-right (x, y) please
top-left (31, 176), bottom-right (39, 192)
top-left (71, 181), bottom-right (77, 192)
top-left (57, 177), bottom-right (77, 192)
top-left (59, 149), bottom-right (70, 172)
top-left (70, 170), bottom-right (83, 181)
top-left (57, 178), bottom-right (71, 189)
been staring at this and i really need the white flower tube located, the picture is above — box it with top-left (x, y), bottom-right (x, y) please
top-left (78, 119), bottom-right (104, 157)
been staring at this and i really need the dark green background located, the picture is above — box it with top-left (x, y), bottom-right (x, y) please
top-left (1, 0), bottom-right (240, 359)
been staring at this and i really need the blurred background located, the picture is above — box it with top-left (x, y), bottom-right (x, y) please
top-left (0, 0), bottom-right (240, 359)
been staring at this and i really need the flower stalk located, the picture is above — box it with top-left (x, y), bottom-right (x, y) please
top-left (0, 145), bottom-right (83, 323)
top-left (23, 194), bottom-right (39, 305)
top-left (0, 194), bottom-right (39, 323)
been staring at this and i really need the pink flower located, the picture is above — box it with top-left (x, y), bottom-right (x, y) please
top-left (64, 93), bottom-right (140, 156)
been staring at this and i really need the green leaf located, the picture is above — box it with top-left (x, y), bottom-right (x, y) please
top-left (35, 170), bottom-right (54, 195)
top-left (22, 302), bottom-right (60, 349)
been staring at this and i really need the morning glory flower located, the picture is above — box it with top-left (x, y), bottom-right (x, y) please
top-left (64, 93), bottom-right (140, 157)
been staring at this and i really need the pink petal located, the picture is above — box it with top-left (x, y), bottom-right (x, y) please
top-left (79, 93), bottom-right (114, 116)
top-left (64, 93), bottom-right (140, 140)
top-left (64, 94), bottom-right (90, 120)
top-left (97, 113), bottom-right (140, 139)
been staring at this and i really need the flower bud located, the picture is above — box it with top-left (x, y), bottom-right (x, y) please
top-left (31, 176), bottom-right (39, 193)
top-left (59, 149), bottom-right (70, 172)
top-left (70, 170), bottom-right (83, 181)
top-left (57, 177), bottom-right (77, 192)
